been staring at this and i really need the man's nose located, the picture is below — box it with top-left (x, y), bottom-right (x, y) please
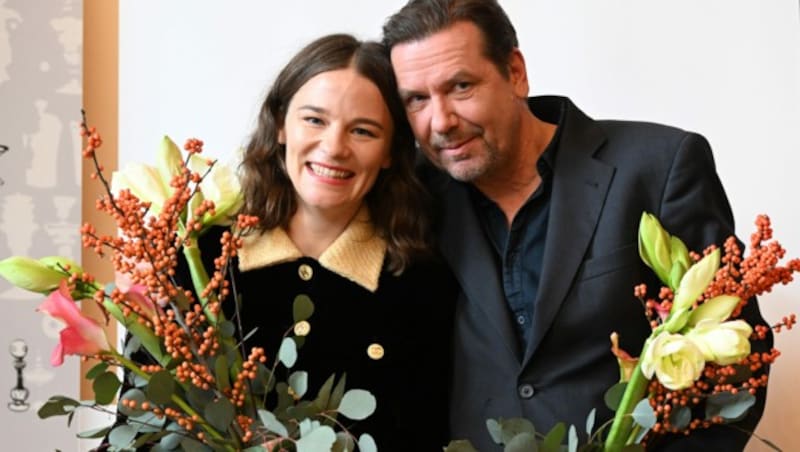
top-left (430, 96), bottom-right (458, 134)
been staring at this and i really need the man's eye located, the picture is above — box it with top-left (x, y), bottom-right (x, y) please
top-left (454, 81), bottom-right (472, 92)
top-left (405, 94), bottom-right (428, 109)
top-left (352, 127), bottom-right (377, 138)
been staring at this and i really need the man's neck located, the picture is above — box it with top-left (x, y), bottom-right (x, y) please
top-left (474, 114), bottom-right (557, 226)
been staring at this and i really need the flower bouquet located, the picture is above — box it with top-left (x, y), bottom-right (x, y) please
top-left (446, 212), bottom-right (797, 452)
top-left (0, 117), bottom-right (379, 452)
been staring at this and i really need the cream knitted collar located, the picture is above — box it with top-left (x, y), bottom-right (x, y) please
top-left (237, 207), bottom-right (386, 292)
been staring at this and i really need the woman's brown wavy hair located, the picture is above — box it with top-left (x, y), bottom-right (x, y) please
top-left (239, 34), bottom-right (431, 274)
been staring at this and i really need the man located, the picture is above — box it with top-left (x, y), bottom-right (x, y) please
top-left (382, 0), bottom-right (772, 450)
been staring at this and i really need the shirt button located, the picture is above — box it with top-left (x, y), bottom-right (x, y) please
top-left (518, 383), bottom-right (535, 399)
top-left (298, 264), bottom-right (313, 281)
top-left (516, 315), bottom-right (526, 325)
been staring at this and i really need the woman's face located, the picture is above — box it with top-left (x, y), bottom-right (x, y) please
top-left (279, 67), bottom-right (393, 218)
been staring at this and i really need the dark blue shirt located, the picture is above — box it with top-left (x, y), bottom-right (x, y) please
top-left (468, 112), bottom-right (563, 353)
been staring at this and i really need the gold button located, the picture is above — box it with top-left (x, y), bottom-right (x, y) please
top-left (367, 343), bottom-right (384, 360)
top-left (298, 264), bottom-right (313, 281)
top-left (293, 320), bottom-right (311, 337)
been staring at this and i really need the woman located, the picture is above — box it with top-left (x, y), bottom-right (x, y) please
top-left (213, 34), bottom-right (454, 448)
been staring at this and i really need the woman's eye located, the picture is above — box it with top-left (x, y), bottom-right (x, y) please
top-left (303, 116), bottom-right (324, 126)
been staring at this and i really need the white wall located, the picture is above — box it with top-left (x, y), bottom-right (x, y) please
top-left (119, 1), bottom-right (800, 450)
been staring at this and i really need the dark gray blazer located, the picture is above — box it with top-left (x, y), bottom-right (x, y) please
top-left (425, 96), bottom-right (771, 451)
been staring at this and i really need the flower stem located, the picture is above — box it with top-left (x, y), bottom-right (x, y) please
top-left (604, 354), bottom-right (651, 451)
top-left (182, 237), bottom-right (218, 325)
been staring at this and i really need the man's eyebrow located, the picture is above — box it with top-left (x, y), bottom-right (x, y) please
top-left (398, 70), bottom-right (477, 99)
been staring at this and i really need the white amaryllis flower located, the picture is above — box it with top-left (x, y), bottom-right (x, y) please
top-left (686, 319), bottom-right (752, 366)
top-left (640, 331), bottom-right (706, 390)
top-left (188, 154), bottom-right (243, 226)
top-left (111, 162), bottom-right (169, 214)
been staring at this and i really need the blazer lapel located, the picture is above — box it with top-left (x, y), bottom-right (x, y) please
top-left (523, 100), bottom-right (615, 366)
top-left (436, 178), bottom-right (522, 363)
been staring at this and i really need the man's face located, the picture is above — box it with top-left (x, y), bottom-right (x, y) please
top-left (390, 21), bottom-right (529, 183)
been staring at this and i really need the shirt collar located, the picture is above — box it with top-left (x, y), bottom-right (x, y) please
top-left (237, 206), bottom-right (387, 292)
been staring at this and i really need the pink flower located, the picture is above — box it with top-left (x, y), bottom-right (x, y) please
top-left (115, 269), bottom-right (158, 319)
top-left (37, 280), bottom-right (110, 366)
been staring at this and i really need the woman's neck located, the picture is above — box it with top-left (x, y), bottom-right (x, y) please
top-left (287, 203), bottom-right (362, 259)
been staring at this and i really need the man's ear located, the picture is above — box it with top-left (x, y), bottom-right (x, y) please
top-left (507, 48), bottom-right (529, 98)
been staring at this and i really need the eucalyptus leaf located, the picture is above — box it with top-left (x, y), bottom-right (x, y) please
top-left (706, 391), bottom-right (755, 422)
top-left (85, 361), bottom-right (109, 380)
top-left (444, 440), bottom-right (480, 452)
top-left (338, 389), bottom-right (376, 421)
top-left (251, 364), bottom-right (275, 396)
top-left (129, 410), bottom-right (166, 433)
top-left (123, 334), bottom-right (142, 359)
top-left (332, 431), bottom-right (355, 452)
top-left (314, 374), bottom-right (336, 411)
top-left (118, 388), bottom-right (147, 417)
top-left (541, 422), bottom-right (566, 452)
top-left (669, 405), bottom-right (691, 430)
top-left (278, 337), bottom-right (298, 368)
top-left (219, 320), bottom-right (236, 338)
top-left (205, 397), bottom-right (236, 432)
top-left (585, 408), bottom-right (596, 435)
top-left (296, 425), bottom-right (336, 452)
top-left (499, 418), bottom-right (536, 444)
top-left (567, 425), bottom-right (578, 452)
top-left (146, 370), bottom-right (175, 405)
top-left (486, 418), bottom-right (503, 444)
top-left (93, 371), bottom-right (121, 405)
top-left (631, 398), bottom-right (657, 429)
top-left (358, 433), bottom-right (378, 452)
top-left (108, 425), bottom-right (137, 450)
top-left (133, 431), bottom-right (170, 449)
top-left (293, 294), bottom-right (314, 323)
top-left (159, 422), bottom-right (185, 450)
top-left (187, 386), bottom-right (215, 412)
top-left (604, 382), bottom-right (627, 412)
top-left (289, 371), bottom-right (309, 399)
top-left (258, 409), bottom-right (289, 437)
top-left (180, 437), bottom-right (213, 452)
top-left (504, 432), bottom-right (538, 452)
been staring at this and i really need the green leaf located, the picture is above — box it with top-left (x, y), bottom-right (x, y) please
top-left (296, 425), bottom-right (336, 452)
top-left (289, 371), bottom-right (309, 399)
top-left (604, 382), bottom-right (627, 411)
top-left (499, 418), bottom-right (536, 444)
top-left (278, 337), bottom-right (298, 368)
top-left (504, 432), bottom-right (538, 452)
top-left (37, 396), bottom-right (80, 419)
top-left (632, 398), bottom-right (657, 429)
top-left (358, 433), bottom-right (378, 452)
top-left (93, 371), bottom-right (121, 405)
top-left (258, 409), bottom-right (289, 437)
top-left (133, 431), bottom-right (170, 449)
top-left (621, 445), bottom-right (646, 452)
top-left (486, 418), bottom-right (503, 444)
top-left (118, 388), bottom-right (147, 417)
top-left (129, 410), bottom-right (166, 433)
top-left (187, 386), bottom-right (215, 412)
top-left (108, 425), bottom-right (137, 450)
top-left (251, 364), bottom-right (275, 396)
top-left (85, 362), bottom-right (109, 380)
top-left (205, 397), bottom-right (236, 432)
top-left (328, 373), bottom-right (347, 411)
top-left (444, 440), bottom-right (480, 452)
top-left (541, 422), bottom-right (566, 452)
top-left (314, 373), bottom-right (336, 410)
top-left (669, 405), bottom-right (691, 430)
top-left (77, 425), bottom-right (112, 439)
top-left (293, 294), bottom-right (314, 323)
top-left (214, 354), bottom-right (231, 392)
top-left (706, 391), bottom-right (755, 422)
top-left (585, 408), bottom-right (596, 435)
top-left (338, 389), bottom-right (376, 421)
top-left (146, 370), bottom-right (175, 405)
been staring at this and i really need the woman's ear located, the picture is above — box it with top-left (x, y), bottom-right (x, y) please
top-left (278, 128), bottom-right (286, 145)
